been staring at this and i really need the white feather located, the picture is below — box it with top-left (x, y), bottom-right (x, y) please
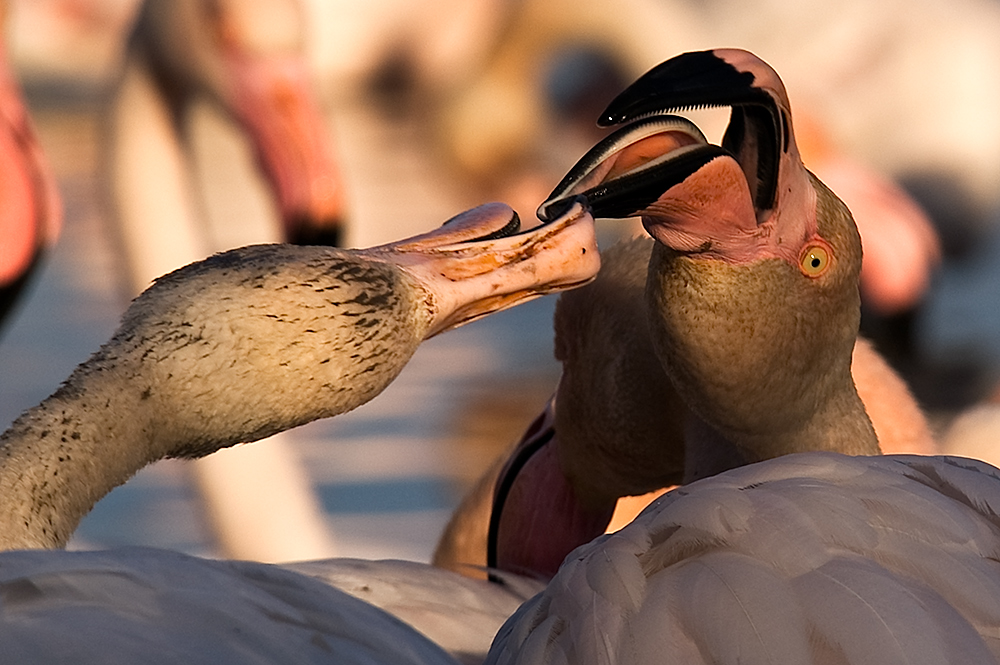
top-left (487, 453), bottom-right (1000, 664)
top-left (0, 548), bottom-right (457, 665)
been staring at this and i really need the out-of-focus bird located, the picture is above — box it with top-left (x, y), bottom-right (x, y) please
top-left (0, 6), bottom-right (61, 331)
top-left (106, 0), bottom-right (344, 257)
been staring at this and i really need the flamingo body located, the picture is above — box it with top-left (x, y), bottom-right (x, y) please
top-left (488, 453), bottom-right (1000, 664)
top-left (0, 547), bottom-right (456, 665)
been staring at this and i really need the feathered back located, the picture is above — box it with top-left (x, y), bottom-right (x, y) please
top-left (488, 452), bottom-right (1000, 664)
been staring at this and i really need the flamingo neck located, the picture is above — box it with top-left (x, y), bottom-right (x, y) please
top-left (0, 371), bottom-right (159, 549)
top-left (490, 407), bottom-right (616, 579)
top-left (0, 246), bottom-right (431, 549)
top-left (679, 363), bottom-right (880, 485)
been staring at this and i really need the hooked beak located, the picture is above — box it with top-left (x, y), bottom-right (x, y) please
top-left (363, 200), bottom-right (600, 337)
top-left (538, 49), bottom-right (795, 227)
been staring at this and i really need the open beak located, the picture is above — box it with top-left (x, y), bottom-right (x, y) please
top-left (537, 114), bottom-right (719, 222)
top-left (537, 49), bottom-right (796, 229)
top-left (362, 200), bottom-right (600, 337)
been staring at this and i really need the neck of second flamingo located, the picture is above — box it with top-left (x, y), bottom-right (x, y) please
top-left (489, 405), bottom-right (616, 579)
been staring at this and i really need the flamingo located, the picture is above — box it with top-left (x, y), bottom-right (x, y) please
top-left (0, 198), bottom-right (597, 662)
top-left (486, 49), bottom-right (1000, 663)
top-left (437, 219), bottom-right (933, 579)
top-left (102, 0), bottom-right (348, 561)
top-left (474, 241), bottom-right (937, 577)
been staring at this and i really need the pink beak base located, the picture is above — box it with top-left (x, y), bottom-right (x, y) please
top-left (361, 200), bottom-right (601, 337)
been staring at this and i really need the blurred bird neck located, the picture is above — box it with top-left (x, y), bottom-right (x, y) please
top-left (490, 406), bottom-right (617, 579)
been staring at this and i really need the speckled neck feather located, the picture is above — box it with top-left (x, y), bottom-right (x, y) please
top-left (0, 198), bottom-right (600, 550)
top-left (0, 246), bottom-right (432, 549)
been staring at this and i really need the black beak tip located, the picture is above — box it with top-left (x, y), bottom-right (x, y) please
top-left (464, 211), bottom-right (522, 242)
top-left (537, 195), bottom-right (588, 224)
top-left (598, 50), bottom-right (759, 127)
top-left (286, 218), bottom-right (344, 247)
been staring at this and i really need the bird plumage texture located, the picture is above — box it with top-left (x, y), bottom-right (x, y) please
top-left (489, 453), bottom-right (1000, 665)
top-left (0, 547), bottom-right (458, 665)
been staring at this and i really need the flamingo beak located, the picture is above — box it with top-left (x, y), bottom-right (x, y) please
top-left (224, 52), bottom-right (345, 246)
top-left (537, 49), bottom-right (792, 225)
top-left (364, 200), bottom-right (600, 337)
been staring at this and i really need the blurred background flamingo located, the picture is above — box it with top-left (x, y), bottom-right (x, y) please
top-left (100, 0), bottom-right (347, 563)
top-left (0, 3), bottom-right (60, 334)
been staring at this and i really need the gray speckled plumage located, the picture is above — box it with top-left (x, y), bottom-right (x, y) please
top-left (0, 200), bottom-right (598, 550)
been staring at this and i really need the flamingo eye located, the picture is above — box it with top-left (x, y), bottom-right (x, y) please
top-left (799, 244), bottom-right (830, 277)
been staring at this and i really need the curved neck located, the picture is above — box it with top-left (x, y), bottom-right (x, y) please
top-left (0, 246), bottom-right (430, 549)
top-left (682, 382), bottom-right (879, 484)
top-left (0, 372), bottom-right (157, 549)
top-left (489, 405), bottom-right (616, 579)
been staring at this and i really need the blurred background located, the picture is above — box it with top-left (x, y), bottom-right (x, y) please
top-left (1, 0), bottom-right (999, 562)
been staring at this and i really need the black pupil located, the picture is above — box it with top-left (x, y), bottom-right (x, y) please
top-left (811, 257), bottom-right (821, 268)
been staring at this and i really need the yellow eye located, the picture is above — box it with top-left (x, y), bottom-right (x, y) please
top-left (799, 243), bottom-right (831, 277)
